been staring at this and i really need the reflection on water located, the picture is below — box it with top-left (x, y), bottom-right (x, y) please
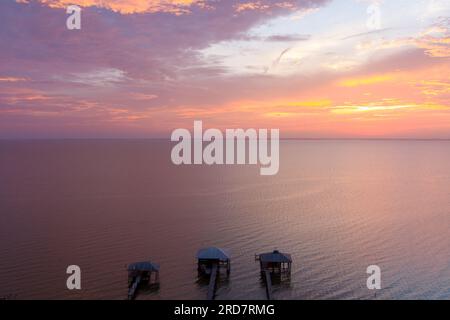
top-left (0, 140), bottom-right (449, 299)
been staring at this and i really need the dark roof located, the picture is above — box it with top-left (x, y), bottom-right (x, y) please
top-left (196, 247), bottom-right (230, 261)
top-left (128, 261), bottom-right (160, 272)
top-left (259, 250), bottom-right (292, 263)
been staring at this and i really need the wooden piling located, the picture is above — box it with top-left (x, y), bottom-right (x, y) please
top-left (127, 261), bottom-right (159, 300)
top-left (264, 270), bottom-right (273, 300)
top-left (207, 263), bottom-right (218, 300)
top-left (128, 275), bottom-right (142, 300)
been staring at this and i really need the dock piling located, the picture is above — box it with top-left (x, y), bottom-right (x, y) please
top-left (127, 261), bottom-right (160, 300)
top-left (196, 247), bottom-right (231, 300)
top-left (207, 263), bottom-right (219, 300)
top-left (264, 270), bottom-right (273, 300)
top-left (128, 275), bottom-right (142, 300)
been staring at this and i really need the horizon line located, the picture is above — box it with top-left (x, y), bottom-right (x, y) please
top-left (1, 137), bottom-right (450, 141)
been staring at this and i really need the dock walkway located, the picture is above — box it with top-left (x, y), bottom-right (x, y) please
top-left (207, 264), bottom-right (219, 300)
top-left (264, 270), bottom-right (273, 300)
top-left (128, 275), bottom-right (142, 300)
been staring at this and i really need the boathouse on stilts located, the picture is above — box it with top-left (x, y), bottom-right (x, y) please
top-left (256, 250), bottom-right (292, 300)
top-left (196, 247), bottom-right (231, 300)
top-left (127, 261), bottom-right (160, 300)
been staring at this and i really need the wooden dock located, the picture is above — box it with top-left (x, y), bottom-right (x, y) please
top-left (207, 263), bottom-right (218, 300)
top-left (127, 261), bottom-right (159, 300)
top-left (128, 275), bottom-right (142, 300)
top-left (257, 250), bottom-right (292, 300)
top-left (196, 247), bottom-right (231, 300)
top-left (264, 270), bottom-right (273, 300)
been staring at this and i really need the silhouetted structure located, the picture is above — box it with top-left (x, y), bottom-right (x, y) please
top-left (256, 250), bottom-right (292, 299)
top-left (256, 250), bottom-right (292, 274)
top-left (127, 261), bottom-right (160, 300)
top-left (196, 247), bottom-right (231, 300)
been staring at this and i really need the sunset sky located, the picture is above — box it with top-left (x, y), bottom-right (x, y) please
top-left (1, 0), bottom-right (449, 138)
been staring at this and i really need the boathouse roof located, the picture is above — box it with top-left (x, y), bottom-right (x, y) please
top-left (259, 250), bottom-right (292, 263)
top-left (196, 247), bottom-right (230, 261)
top-left (128, 261), bottom-right (160, 272)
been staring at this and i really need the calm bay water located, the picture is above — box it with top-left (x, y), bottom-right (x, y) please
top-left (0, 140), bottom-right (449, 300)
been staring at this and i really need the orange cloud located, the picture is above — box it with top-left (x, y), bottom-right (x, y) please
top-left (418, 80), bottom-right (450, 96)
top-left (414, 21), bottom-right (450, 58)
top-left (24, 0), bottom-right (207, 14)
top-left (234, 1), bottom-right (296, 13)
top-left (0, 76), bottom-right (28, 82)
top-left (234, 2), bottom-right (270, 12)
top-left (415, 36), bottom-right (450, 58)
top-left (331, 101), bottom-right (448, 115)
top-left (338, 74), bottom-right (395, 87)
